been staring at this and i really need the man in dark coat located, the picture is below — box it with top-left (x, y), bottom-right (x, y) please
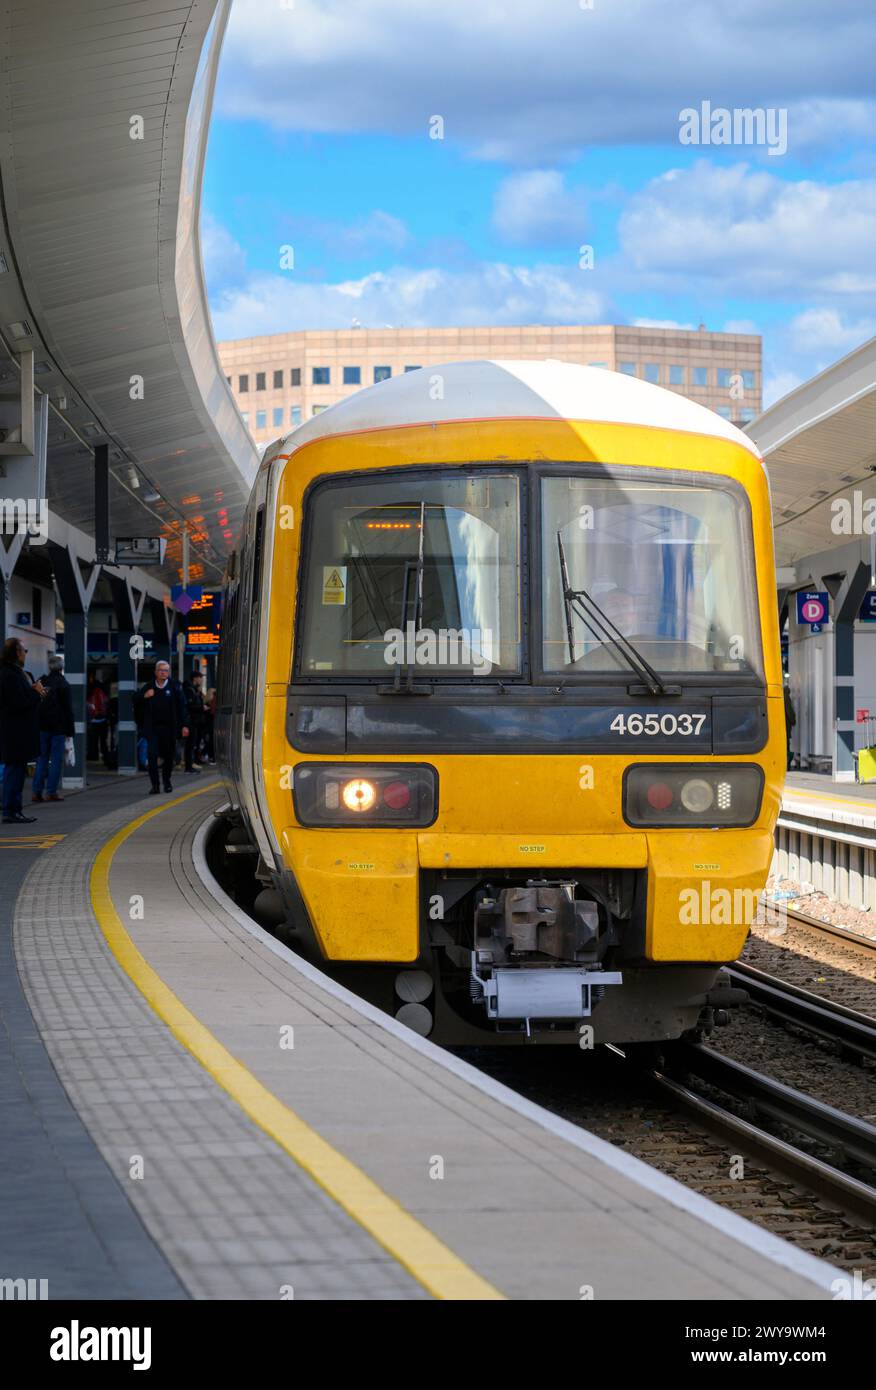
top-left (32, 654), bottom-right (75, 802)
top-left (138, 659), bottom-right (189, 794)
top-left (0, 637), bottom-right (46, 823)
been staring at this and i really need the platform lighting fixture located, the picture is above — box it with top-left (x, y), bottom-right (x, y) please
top-left (127, 466), bottom-right (140, 489)
top-left (7, 320), bottom-right (31, 339)
top-left (0, 251), bottom-right (8, 273)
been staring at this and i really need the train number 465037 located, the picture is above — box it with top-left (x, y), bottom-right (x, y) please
top-left (609, 713), bottom-right (708, 736)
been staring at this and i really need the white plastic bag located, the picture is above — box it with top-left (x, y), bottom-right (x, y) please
top-left (64, 737), bottom-right (75, 767)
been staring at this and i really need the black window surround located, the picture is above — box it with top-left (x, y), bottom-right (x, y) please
top-left (291, 461), bottom-right (764, 692)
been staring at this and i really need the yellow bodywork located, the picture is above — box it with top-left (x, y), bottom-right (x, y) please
top-left (256, 416), bottom-right (784, 965)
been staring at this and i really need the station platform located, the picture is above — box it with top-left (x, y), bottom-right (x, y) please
top-left (2, 774), bottom-right (840, 1301)
top-left (783, 772), bottom-right (876, 828)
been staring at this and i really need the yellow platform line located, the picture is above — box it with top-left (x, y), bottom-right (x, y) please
top-left (89, 783), bottom-right (503, 1301)
top-left (783, 787), bottom-right (876, 812)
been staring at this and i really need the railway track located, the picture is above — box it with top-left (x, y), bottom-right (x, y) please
top-left (725, 960), bottom-right (876, 1061)
top-left (465, 1042), bottom-right (876, 1273)
top-left (783, 903), bottom-right (876, 955)
top-left (644, 1041), bottom-right (876, 1228)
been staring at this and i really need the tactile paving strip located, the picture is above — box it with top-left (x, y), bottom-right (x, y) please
top-left (13, 795), bottom-right (426, 1300)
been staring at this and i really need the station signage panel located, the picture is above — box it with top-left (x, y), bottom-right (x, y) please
top-left (185, 590), bottom-right (222, 650)
top-left (859, 592), bottom-right (876, 622)
top-left (796, 591), bottom-right (828, 631)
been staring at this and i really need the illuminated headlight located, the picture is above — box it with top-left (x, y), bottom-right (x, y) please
top-left (623, 765), bottom-right (763, 828)
top-left (293, 764), bottom-right (438, 827)
top-left (342, 778), bottom-right (376, 813)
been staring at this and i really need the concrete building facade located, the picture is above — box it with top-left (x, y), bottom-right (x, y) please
top-left (217, 324), bottom-right (762, 450)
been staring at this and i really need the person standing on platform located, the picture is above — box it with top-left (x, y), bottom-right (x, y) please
top-left (138, 660), bottom-right (189, 794)
top-left (0, 638), bottom-right (47, 824)
top-left (32, 654), bottom-right (74, 802)
top-left (203, 686), bottom-right (217, 764)
top-left (86, 675), bottom-right (110, 764)
top-left (783, 681), bottom-right (796, 771)
top-left (182, 670), bottom-right (206, 773)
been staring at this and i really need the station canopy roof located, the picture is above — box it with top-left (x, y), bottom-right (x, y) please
top-left (0, 0), bottom-right (257, 587)
top-left (749, 335), bottom-right (876, 569)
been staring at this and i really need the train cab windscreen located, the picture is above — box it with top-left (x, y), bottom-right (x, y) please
top-left (297, 471), bottom-right (521, 677)
top-left (541, 474), bottom-right (763, 678)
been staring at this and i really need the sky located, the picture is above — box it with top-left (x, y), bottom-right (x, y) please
top-left (202, 0), bottom-right (876, 407)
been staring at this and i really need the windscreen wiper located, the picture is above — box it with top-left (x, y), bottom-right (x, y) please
top-left (380, 500), bottom-right (432, 695)
top-left (556, 531), bottom-right (668, 696)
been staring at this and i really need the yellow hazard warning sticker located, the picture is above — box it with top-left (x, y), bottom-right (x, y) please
top-left (322, 565), bottom-right (347, 605)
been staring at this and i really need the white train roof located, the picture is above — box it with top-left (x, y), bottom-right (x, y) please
top-left (276, 358), bottom-right (762, 461)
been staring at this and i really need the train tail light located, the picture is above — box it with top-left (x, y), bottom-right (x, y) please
top-left (293, 764), bottom-right (437, 827)
top-left (624, 765), bottom-right (763, 828)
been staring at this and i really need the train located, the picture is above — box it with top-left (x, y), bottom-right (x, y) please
top-left (216, 358), bottom-right (783, 1046)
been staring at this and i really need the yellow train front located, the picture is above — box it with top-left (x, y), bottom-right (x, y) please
top-left (218, 359), bottom-right (783, 1046)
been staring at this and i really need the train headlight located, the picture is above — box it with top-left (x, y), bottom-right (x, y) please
top-left (342, 778), bottom-right (377, 812)
top-left (623, 765), bottom-right (763, 828)
top-left (293, 764), bottom-right (438, 827)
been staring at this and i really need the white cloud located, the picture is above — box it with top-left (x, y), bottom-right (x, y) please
top-left (282, 209), bottom-right (410, 259)
top-left (210, 260), bottom-right (610, 340)
top-left (631, 317), bottom-right (698, 330)
top-left (786, 306), bottom-right (876, 355)
top-left (762, 309), bottom-right (876, 407)
top-left (763, 368), bottom-right (805, 408)
top-left (722, 319), bottom-right (760, 335)
top-left (200, 213), bottom-right (248, 292)
top-left (617, 162), bottom-right (876, 300)
top-left (218, 0), bottom-right (876, 162)
top-left (492, 171), bottom-right (587, 246)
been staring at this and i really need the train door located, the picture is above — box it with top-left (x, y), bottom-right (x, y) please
top-left (236, 469), bottom-right (278, 868)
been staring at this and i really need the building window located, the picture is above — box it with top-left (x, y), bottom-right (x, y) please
top-left (238, 374), bottom-right (249, 392)
top-left (643, 363), bottom-right (660, 384)
top-left (291, 368), bottom-right (301, 387)
top-left (256, 410), bottom-right (267, 429)
top-left (619, 362), bottom-right (637, 376)
top-left (715, 406), bottom-right (732, 419)
top-left (717, 368), bottom-right (734, 388)
top-left (343, 366), bottom-right (361, 385)
top-left (312, 367), bottom-right (330, 385)
top-left (256, 372), bottom-right (266, 391)
top-left (241, 411), bottom-right (250, 425)
top-left (588, 361), bottom-right (608, 369)
top-left (273, 407), bottom-right (283, 427)
top-left (312, 404), bottom-right (327, 415)
top-left (291, 405), bottom-right (301, 426)
top-left (669, 364), bottom-right (684, 385)
top-left (404, 364), bottom-right (421, 373)
top-left (273, 369), bottom-right (283, 389)
top-left (738, 407), bottom-right (756, 423)
top-left (374, 365), bottom-right (391, 383)
top-left (741, 370), bottom-right (755, 391)
top-left (692, 366), bottom-right (708, 387)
